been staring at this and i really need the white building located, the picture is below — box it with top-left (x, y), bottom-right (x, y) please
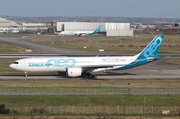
top-left (21, 22), bottom-right (48, 32)
top-left (0, 17), bottom-right (48, 33)
top-left (57, 22), bottom-right (133, 36)
top-left (0, 17), bottom-right (20, 33)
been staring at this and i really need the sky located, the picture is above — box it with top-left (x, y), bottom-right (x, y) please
top-left (0, 0), bottom-right (180, 18)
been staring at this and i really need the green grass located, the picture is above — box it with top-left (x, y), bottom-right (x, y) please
top-left (0, 87), bottom-right (179, 95)
top-left (0, 42), bottom-right (25, 54)
top-left (0, 95), bottom-right (180, 107)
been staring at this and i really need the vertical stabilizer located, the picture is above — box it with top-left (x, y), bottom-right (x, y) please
top-left (136, 35), bottom-right (164, 60)
top-left (91, 25), bottom-right (102, 34)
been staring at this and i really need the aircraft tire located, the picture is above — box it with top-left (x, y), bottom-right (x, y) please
top-left (92, 74), bottom-right (97, 78)
top-left (88, 74), bottom-right (92, 78)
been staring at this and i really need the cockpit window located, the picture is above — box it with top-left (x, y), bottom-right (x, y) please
top-left (13, 62), bottom-right (19, 64)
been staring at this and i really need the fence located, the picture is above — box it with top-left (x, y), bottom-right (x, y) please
top-left (10, 106), bottom-right (180, 115)
top-left (0, 88), bottom-right (180, 95)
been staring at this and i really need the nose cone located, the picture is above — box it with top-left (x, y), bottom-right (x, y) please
top-left (9, 63), bottom-right (15, 69)
top-left (9, 60), bottom-right (23, 71)
top-left (9, 62), bottom-right (19, 70)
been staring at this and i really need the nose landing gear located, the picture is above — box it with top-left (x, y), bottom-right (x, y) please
top-left (24, 71), bottom-right (27, 77)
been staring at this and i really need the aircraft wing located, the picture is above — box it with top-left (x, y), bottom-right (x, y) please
top-left (81, 64), bottom-right (125, 71)
top-left (76, 33), bottom-right (89, 36)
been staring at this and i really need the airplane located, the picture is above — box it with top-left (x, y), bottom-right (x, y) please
top-left (59, 25), bottom-right (102, 36)
top-left (10, 35), bottom-right (164, 78)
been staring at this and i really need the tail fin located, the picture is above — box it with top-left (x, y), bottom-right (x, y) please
top-left (136, 35), bottom-right (164, 60)
top-left (91, 25), bottom-right (102, 34)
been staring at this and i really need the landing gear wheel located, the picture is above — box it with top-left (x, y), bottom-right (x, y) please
top-left (92, 74), bottom-right (97, 78)
top-left (82, 72), bottom-right (97, 79)
top-left (87, 73), bottom-right (96, 79)
top-left (82, 72), bottom-right (86, 77)
top-left (24, 71), bottom-right (27, 77)
top-left (88, 74), bottom-right (92, 78)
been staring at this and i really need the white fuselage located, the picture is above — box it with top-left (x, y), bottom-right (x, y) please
top-left (59, 31), bottom-right (93, 36)
top-left (10, 56), bottom-right (136, 72)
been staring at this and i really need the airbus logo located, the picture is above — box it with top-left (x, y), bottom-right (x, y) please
top-left (28, 63), bottom-right (52, 67)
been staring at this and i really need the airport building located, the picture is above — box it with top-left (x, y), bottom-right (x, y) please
top-left (21, 22), bottom-right (48, 32)
top-left (0, 17), bottom-right (48, 33)
top-left (57, 22), bottom-right (133, 36)
top-left (0, 17), bottom-right (21, 33)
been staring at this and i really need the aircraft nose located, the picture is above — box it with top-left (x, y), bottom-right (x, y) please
top-left (9, 63), bottom-right (17, 69)
top-left (9, 64), bottom-right (14, 68)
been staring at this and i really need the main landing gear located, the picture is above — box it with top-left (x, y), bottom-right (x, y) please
top-left (82, 72), bottom-right (97, 78)
top-left (24, 71), bottom-right (27, 77)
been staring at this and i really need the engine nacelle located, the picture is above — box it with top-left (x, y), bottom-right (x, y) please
top-left (66, 67), bottom-right (82, 77)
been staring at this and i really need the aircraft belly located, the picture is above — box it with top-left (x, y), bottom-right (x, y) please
top-left (24, 67), bottom-right (65, 72)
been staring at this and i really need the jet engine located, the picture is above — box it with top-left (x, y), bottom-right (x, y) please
top-left (66, 67), bottom-right (82, 77)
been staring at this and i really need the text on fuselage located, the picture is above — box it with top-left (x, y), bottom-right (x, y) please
top-left (28, 59), bottom-right (76, 67)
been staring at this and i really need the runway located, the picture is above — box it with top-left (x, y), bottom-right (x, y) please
top-left (0, 36), bottom-right (180, 80)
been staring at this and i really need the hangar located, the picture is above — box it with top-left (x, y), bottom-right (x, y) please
top-left (0, 17), bottom-right (48, 33)
top-left (0, 17), bottom-right (20, 33)
top-left (57, 22), bottom-right (133, 36)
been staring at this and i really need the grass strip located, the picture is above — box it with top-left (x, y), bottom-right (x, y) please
top-left (0, 95), bottom-right (180, 107)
